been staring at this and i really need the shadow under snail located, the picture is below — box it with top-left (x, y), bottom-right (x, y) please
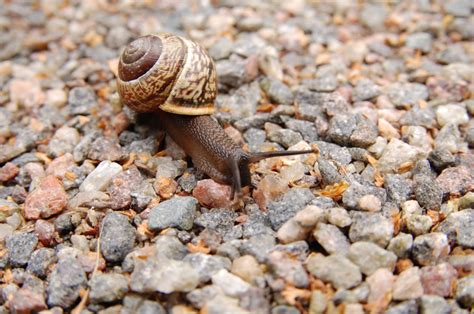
top-left (116, 33), bottom-right (313, 198)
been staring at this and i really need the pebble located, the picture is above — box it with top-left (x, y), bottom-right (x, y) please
top-left (183, 253), bottom-right (231, 284)
top-left (131, 257), bottom-right (199, 293)
top-left (260, 78), bottom-right (294, 106)
top-left (420, 295), bottom-right (451, 314)
top-left (67, 86), bottom-right (97, 115)
top-left (9, 287), bottom-right (47, 314)
top-left (87, 136), bottom-right (124, 162)
top-left (192, 179), bottom-right (232, 208)
top-left (47, 126), bottom-right (80, 158)
top-left (436, 104), bottom-right (469, 127)
top-left (46, 256), bottom-right (87, 308)
top-left (385, 300), bottom-right (418, 314)
top-left (148, 196), bottom-right (198, 231)
top-left (267, 188), bottom-right (315, 230)
top-left (326, 206), bottom-right (352, 228)
top-left (358, 194), bottom-right (382, 212)
top-left (392, 267), bottom-right (424, 300)
top-left (367, 268), bottom-right (395, 313)
top-left (26, 248), bottom-right (56, 278)
top-left (204, 294), bottom-right (250, 314)
top-left (444, 0), bottom-right (472, 17)
top-left (348, 241), bottom-right (397, 276)
top-left (313, 222), bottom-right (350, 256)
top-left (0, 224), bottom-right (14, 243)
top-left (24, 175), bottom-right (68, 220)
top-left (211, 269), bottom-right (251, 298)
top-left (122, 295), bottom-right (166, 314)
top-left (455, 275), bottom-right (474, 308)
top-left (387, 233), bottom-right (413, 258)
top-left (0, 162), bottom-right (19, 182)
top-left (436, 166), bottom-right (473, 196)
top-left (428, 148), bottom-right (456, 171)
top-left (267, 129), bottom-right (303, 148)
top-left (266, 250), bottom-right (309, 288)
top-left (100, 212), bottom-right (136, 263)
top-left (304, 75), bottom-right (338, 92)
top-left (387, 83), bottom-right (429, 108)
top-left (420, 262), bottom-right (458, 297)
top-left (79, 160), bottom-right (122, 192)
top-left (6, 232), bottom-right (38, 267)
top-left (342, 181), bottom-right (386, 211)
top-left (406, 32), bottom-right (433, 53)
top-left (231, 255), bottom-right (263, 283)
top-left (0, 199), bottom-right (19, 222)
top-left (437, 209), bottom-right (474, 248)
top-left (306, 253), bottom-right (362, 289)
top-left (352, 78), bottom-right (381, 102)
top-left (349, 212), bottom-right (394, 247)
top-left (89, 273), bottom-right (129, 303)
top-left (240, 234), bottom-right (276, 263)
top-left (406, 214), bottom-right (433, 236)
top-left (412, 232), bottom-right (450, 266)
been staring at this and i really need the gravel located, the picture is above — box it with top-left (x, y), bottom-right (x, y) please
top-left (1, 1), bottom-right (473, 312)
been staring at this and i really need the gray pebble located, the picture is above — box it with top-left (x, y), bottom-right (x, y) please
top-left (148, 196), bottom-right (198, 231)
top-left (387, 83), bottom-right (429, 108)
top-left (385, 299), bottom-right (418, 314)
top-left (89, 273), bottom-right (129, 303)
top-left (313, 222), bottom-right (350, 256)
top-left (240, 234), bottom-right (276, 263)
top-left (267, 188), bottom-right (315, 230)
top-left (195, 208), bottom-right (241, 241)
top-left (420, 295), bottom-right (451, 314)
top-left (352, 78), bottom-right (381, 102)
top-left (412, 232), bottom-right (450, 266)
top-left (342, 181), bottom-right (386, 211)
top-left (349, 212), bottom-right (394, 247)
top-left (267, 128), bottom-right (303, 148)
top-left (6, 232), bottom-right (38, 268)
top-left (183, 253), bottom-right (232, 284)
top-left (47, 257), bottom-right (86, 308)
top-left (122, 294), bottom-right (166, 314)
top-left (437, 209), bottom-right (474, 248)
top-left (154, 235), bottom-right (188, 260)
top-left (455, 275), bottom-right (474, 308)
top-left (100, 212), bottom-right (136, 263)
top-left (26, 248), bottom-right (57, 278)
top-left (260, 78), bottom-right (294, 106)
top-left (307, 253), bottom-right (362, 289)
top-left (68, 87), bottom-right (96, 116)
top-left (406, 32), bottom-right (432, 53)
top-left (348, 241), bottom-right (397, 276)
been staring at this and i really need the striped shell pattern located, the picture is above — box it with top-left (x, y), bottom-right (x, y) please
top-left (117, 33), bottom-right (217, 115)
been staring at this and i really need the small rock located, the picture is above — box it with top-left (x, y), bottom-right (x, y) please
top-left (436, 166), bottom-right (473, 197)
top-left (79, 160), bottom-right (122, 192)
top-left (212, 269), bottom-right (251, 298)
top-left (367, 268), bottom-right (395, 313)
top-left (183, 253), bottom-right (231, 284)
top-left (27, 248), bottom-right (56, 278)
top-left (437, 209), bottom-right (474, 248)
top-left (444, 0), bottom-right (472, 17)
top-left (405, 213), bottom-right (433, 236)
top-left (348, 241), bottom-right (397, 276)
top-left (420, 295), bottom-right (451, 314)
top-left (240, 234), bottom-right (276, 263)
top-left (192, 179), bottom-right (232, 208)
top-left (406, 32), bottom-right (432, 53)
top-left (352, 78), bottom-right (381, 102)
top-left (377, 138), bottom-right (426, 173)
top-left (392, 267), bottom-right (424, 300)
top-left (6, 232), bottom-right (38, 267)
top-left (130, 257), bottom-right (199, 293)
top-left (385, 300), bottom-right (418, 314)
top-left (267, 129), bottom-right (303, 148)
top-left (47, 126), bottom-right (80, 158)
top-left (47, 257), bottom-right (87, 308)
top-left (428, 148), bottom-right (456, 171)
top-left (89, 273), bottom-right (129, 303)
top-left (260, 78), bottom-right (294, 106)
top-left (412, 232), bottom-right (450, 266)
top-left (342, 181), bottom-right (386, 211)
top-left (87, 136), bottom-right (124, 162)
top-left (326, 207), bottom-right (352, 228)
top-left (306, 254), bottom-right (362, 289)
top-left (266, 251), bottom-right (309, 288)
top-left (204, 294), bottom-right (250, 314)
top-left (0, 162), bottom-right (19, 182)
top-left (455, 275), bottom-right (474, 308)
top-left (420, 262), bottom-right (458, 297)
top-left (68, 86), bottom-right (97, 115)
top-left (100, 212), bottom-right (136, 263)
top-left (436, 104), bottom-right (469, 127)
top-left (385, 174), bottom-right (413, 205)
top-left (9, 288), bottom-right (47, 314)
top-left (313, 223), bottom-right (350, 256)
top-left (349, 212), bottom-right (394, 247)
top-left (148, 196), bottom-right (198, 231)
top-left (387, 233), bottom-right (413, 258)
top-left (358, 194), bottom-right (382, 212)
top-left (231, 255), bottom-right (263, 283)
top-left (309, 290), bottom-right (328, 314)
top-left (24, 175), bottom-right (68, 220)
top-left (387, 83), bottom-right (429, 108)
top-left (267, 188), bottom-right (315, 230)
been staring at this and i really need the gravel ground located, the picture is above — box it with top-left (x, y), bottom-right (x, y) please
top-left (0, 0), bottom-right (473, 313)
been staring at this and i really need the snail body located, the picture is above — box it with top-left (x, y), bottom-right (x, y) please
top-left (117, 34), bottom-right (312, 198)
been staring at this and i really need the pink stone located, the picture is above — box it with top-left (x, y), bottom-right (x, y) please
top-left (0, 162), bottom-right (19, 182)
top-left (46, 153), bottom-right (75, 178)
top-left (367, 268), bottom-right (395, 313)
top-left (192, 179), bottom-right (232, 208)
top-left (10, 288), bottom-right (47, 314)
top-left (392, 267), bottom-right (424, 300)
top-left (35, 219), bottom-right (55, 246)
top-left (24, 175), bottom-right (68, 219)
top-left (420, 262), bottom-right (458, 297)
top-left (9, 79), bottom-right (45, 108)
top-left (253, 175), bottom-right (288, 210)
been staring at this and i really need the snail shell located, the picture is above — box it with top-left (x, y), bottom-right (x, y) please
top-left (117, 33), bottom-right (217, 115)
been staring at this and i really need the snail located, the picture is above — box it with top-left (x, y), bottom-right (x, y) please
top-left (117, 33), bottom-right (313, 198)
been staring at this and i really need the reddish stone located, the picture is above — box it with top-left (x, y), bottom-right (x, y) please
top-left (24, 175), bottom-right (68, 219)
top-left (45, 153), bottom-right (75, 178)
top-left (10, 288), bottom-right (47, 314)
top-left (436, 166), bottom-right (474, 197)
top-left (35, 219), bottom-right (55, 246)
top-left (154, 177), bottom-right (178, 200)
top-left (193, 179), bottom-right (232, 208)
top-left (0, 162), bottom-right (19, 182)
top-left (420, 262), bottom-right (458, 297)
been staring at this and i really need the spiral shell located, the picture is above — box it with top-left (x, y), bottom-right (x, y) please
top-left (117, 33), bottom-right (217, 115)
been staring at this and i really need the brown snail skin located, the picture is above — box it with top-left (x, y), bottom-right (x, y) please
top-left (117, 33), bottom-right (313, 198)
